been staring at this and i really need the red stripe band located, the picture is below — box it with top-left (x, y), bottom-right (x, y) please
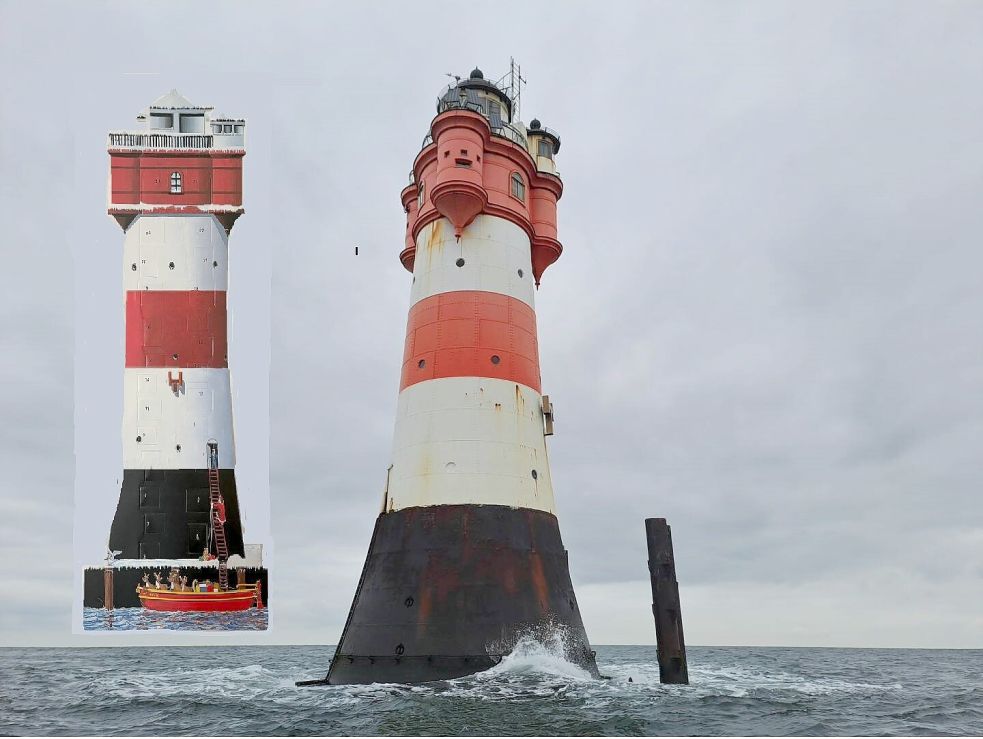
top-left (125, 291), bottom-right (227, 368)
top-left (400, 290), bottom-right (540, 392)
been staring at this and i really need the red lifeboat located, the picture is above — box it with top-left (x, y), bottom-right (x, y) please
top-left (136, 583), bottom-right (262, 612)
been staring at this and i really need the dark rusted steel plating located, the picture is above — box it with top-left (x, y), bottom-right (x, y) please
top-left (646, 517), bottom-right (689, 684)
top-left (310, 504), bottom-right (598, 685)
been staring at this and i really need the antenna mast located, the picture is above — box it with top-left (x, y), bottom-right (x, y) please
top-left (509, 57), bottom-right (526, 122)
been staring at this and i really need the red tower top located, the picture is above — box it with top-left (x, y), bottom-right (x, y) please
top-left (400, 68), bottom-right (563, 285)
top-left (107, 90), bottom-right (245, 232)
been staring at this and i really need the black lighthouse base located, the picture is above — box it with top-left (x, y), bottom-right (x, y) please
top-left (322, 504), bottom-right (598, 685)
top-left (109, 469), bottom-right (245, 561)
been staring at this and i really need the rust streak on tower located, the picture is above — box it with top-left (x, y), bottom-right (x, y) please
top-left (323, 67), bottom-right (597, 684)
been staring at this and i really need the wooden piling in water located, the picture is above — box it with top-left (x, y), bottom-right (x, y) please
top-left (645, 518), bottom-right (688, 684)
top-left (103, 567), bottom-right (114, 611)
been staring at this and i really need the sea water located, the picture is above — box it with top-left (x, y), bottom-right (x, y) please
top-left (1, 643), bottom-right (980, 735)
top-left (82, 607), bottom-right (268, 632)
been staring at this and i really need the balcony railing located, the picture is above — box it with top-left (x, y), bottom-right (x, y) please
top-left (107, 132), bottom-right (216, 150)
top-left (493, 123), bottom-right (527, 148)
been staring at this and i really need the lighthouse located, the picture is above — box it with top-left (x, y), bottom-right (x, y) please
top-left (82, 90), bottom-right (267, 610)
top-left (324, 68), bottom-right (597, 683)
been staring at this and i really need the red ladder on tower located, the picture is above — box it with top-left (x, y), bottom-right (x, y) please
top-left (207, 441), bottom-right (229, 590)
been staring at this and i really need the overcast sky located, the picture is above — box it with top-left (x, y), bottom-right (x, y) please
top-left (1, 0), bottom-right (981, 649)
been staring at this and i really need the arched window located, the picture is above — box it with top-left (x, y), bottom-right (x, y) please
top-left (170, 171), bottom-right (183, 194)
top-left (510, 172), bottom-right (525, 201)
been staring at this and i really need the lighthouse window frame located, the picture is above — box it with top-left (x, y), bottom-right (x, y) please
top-left (170, 171), bottom-right (183, 194)
top-left (418, 181), bottom-right (425, 209)
top-left (538, 139), bottom-right (553, 160)
top-left (510, 172), bottom-right (525, 202)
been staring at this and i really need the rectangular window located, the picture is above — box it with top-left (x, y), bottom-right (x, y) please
top-left (186, 523), bottom-right (208, 556)
top-left (149, 113), bottom-right (173, 130)
top-left (179, 114), bottom-right (204, 133)
top-left (139, 484), bottom-right (161, 509)
top-left (538, 139), bottom-right (553, 159)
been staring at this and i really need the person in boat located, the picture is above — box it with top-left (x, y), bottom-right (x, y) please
top-left (192, 579), bottom-right (199, 592)
top-left (200, 547), bottom-right (216, 562)
top-left (154, 572), bottom-right (164, 589)
top-left (179, 575), bottom-right (189, 592)
top-left (142, 573), bottom-right (151, 588)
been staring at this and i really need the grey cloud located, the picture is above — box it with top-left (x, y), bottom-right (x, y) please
top-left (0, 0), bottom-right (980, 647)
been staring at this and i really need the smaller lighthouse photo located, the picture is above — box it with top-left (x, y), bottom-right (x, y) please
top-left (81, 91), bottom-right (268, 628)
top-left (313, 66), bottom-right (597, 684)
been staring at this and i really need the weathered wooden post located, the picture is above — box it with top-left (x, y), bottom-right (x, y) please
top-left (103, 566), bottom-right (114, 611)
top-left (645, 518), bottom-right (688, 684)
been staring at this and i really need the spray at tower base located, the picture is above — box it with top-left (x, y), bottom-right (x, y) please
top-left (316, 66), bottom-right (597, 684)
top-left (83, 91), bottom-right (268, 612)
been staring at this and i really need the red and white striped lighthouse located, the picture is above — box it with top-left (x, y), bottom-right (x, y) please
top-left (84, 91), bottom-right (266, 607)
top-left (326, 68), bottom-right (596, 684)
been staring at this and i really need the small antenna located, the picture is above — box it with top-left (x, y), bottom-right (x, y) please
top-left (509, 57), bottom-right (527, 122)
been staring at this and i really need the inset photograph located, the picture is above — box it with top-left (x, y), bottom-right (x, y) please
top-left (77, 91), bottom-right (269, 631)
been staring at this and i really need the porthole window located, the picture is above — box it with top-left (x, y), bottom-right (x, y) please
top-left (168, 261), bottom-right (175, 270)
top-left (170, 171), bottom-right (183, 194)
top-left (510, 172), bottom-right (525, 201)
top-left (131, 263), bottom-right (137, 271)
top-left (531, 469), bottom-right (538, 480)
top-left (490, 355), bottom-right (501, 365)
top-left (517, 268), bottom-right (524, 278)
top-left (455, 257), bottom-right (465, 267)
top-left (418, 359), bottom-right (426, 369)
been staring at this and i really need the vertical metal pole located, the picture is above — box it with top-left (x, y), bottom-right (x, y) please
top-left (103, 567), bottom-right (114, 611)
top-left (645, 518), bottom-right (688, 684)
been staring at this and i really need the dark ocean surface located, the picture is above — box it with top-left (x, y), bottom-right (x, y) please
top-left (1, 643), bottom-right (980, 736)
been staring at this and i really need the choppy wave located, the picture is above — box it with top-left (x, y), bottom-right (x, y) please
top-left (1, 645), bottom-right (981, 735)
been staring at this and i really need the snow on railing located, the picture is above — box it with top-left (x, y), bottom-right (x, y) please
top-left (108, 132), bottom-right (216, 150)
